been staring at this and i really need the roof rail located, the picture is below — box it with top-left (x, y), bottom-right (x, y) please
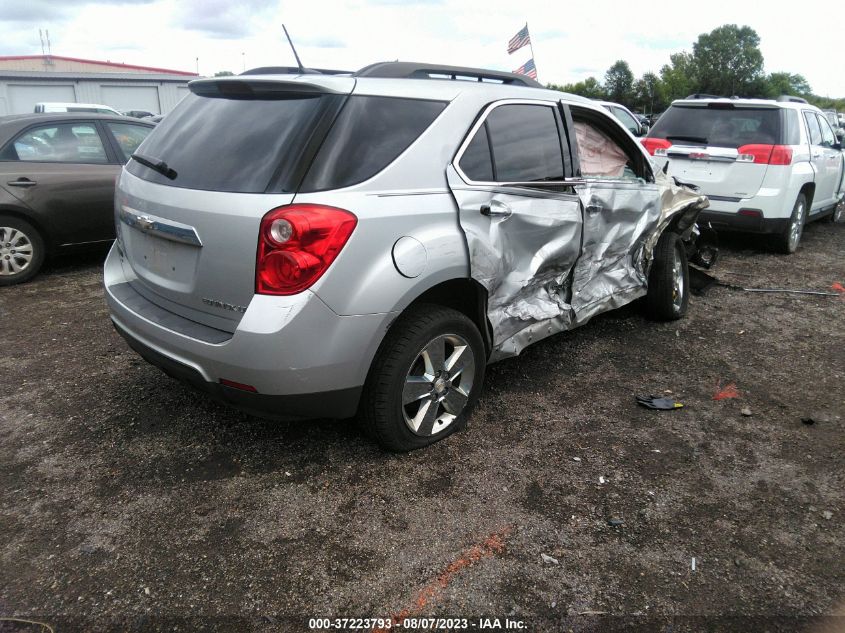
top-left (776, 95), bottom-right (808, 103)
top-left (241, 66), bottom-right (351, 76)
top-left (353, 61), bottom-right (543, 88)
top-left (685, 93), bottom-right (724, 100)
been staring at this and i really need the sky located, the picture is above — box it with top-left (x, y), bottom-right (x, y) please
top-left (0, 0), bottom-right (842, 97)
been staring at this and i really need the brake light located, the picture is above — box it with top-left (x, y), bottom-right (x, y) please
top-left (641, 138), bottom-right (672, 156)
top-left (737, 144), bottom-right (793, 165)
top-left (256, 204), bottom-right (357, 296)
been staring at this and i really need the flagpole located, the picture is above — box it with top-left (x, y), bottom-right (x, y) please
top-left (526, 22), bottom-right (539, 83)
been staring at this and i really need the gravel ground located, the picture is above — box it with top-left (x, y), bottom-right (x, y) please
top-left (1, 221), bottom-right (843, 633)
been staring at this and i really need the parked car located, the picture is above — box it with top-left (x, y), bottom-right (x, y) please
top-left (642, 95), bottom-right (844, 253)
top-left (142, 114), bottom-right (165, 124)
top-left (597, 100), bottom-right (649, 136)
top-left (122, 109), bottom-right (157, 119)
top-left (34, 102), bottom-right (122, 116)
top-left (104, 62), bottom-right (709, 451)
top-left (0, 113), bottom-right (154, 285)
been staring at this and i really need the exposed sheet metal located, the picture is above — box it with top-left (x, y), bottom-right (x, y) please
top-left (450, 164), bottom-right (708, 361)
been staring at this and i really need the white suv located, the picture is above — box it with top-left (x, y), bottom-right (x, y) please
top-left (643, 96), bottom-right (844, 253)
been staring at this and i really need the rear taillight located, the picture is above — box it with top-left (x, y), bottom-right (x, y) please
top-left (641, 138), bottom-right (671, 156)
top-left (256, 204), bottom-right (357, 296)
top-left (737, 144), bottom-right (793, 165)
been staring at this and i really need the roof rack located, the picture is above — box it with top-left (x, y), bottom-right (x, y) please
top-left (353, 61), bottom-right (543, 88)
top-left (241, 66), bottom-right (351, 76)
top-left (776, 95), bottom-right (808, 103)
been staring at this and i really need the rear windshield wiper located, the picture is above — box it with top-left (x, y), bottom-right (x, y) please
top-left (666, 135), bottom-right (708, 145)
top-left (131, 153), bottom-right (177, 180)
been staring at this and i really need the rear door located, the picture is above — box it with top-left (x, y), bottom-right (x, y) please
top-left (568, 106), bottom-right (661, 321)
top-left (811, 112), bottom-right (842, 209)
top-left (448, 100), bottom-right (583, 355)
top-left (0, 120), bottom-right (120, 246)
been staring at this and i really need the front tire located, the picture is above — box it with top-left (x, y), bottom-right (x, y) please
top-left (645, 231), bottom-right (689, 321)
top-left (360, 304), bottom-right (486, 452)
top-left (0, 216), bottom-right (45, 286)
top-left (774, 193), bottom-right (807, 254)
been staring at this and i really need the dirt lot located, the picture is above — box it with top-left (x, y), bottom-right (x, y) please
top-left (1, 221), bottom-right (843, 633)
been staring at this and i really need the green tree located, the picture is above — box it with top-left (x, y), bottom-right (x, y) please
top-left (692, 24), bottom-right (764, 96)
top-left (634, 72), bottom-right (662, 114)
top-left (214, 70), bottom-right (235, 77)
top-left (658, 52), bottom-right (695, 104)
top-left (765, 72), bottom-right (811, 98)
top-left (604, 60), bottom-right (634, 105)
top-left (549, 76), bottom-right (605, 99)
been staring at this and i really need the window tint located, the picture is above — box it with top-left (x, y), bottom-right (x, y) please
top-left (485, 104), bottom-right (564, 182)
top-left (126, 92), bottom-right (344, 193)
top-left (458, 123), bottom-right (494, 181)
top-left (804, 111), bottom-right (822, 145)
top-left (301, 96), bottom-right (446, 192)
top-left (650, 106), bottom-right (782, 148)
top-left (817, 114), bottom-right (836, 146)
top-left (106, 122), bottom-right (153, 162)
top-left (0, 123), bottom-right (108, 163)
top-left (783, 109), bottom-right (800, 146)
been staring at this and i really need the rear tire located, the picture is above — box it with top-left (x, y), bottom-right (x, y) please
top-left (645, 231), bottom-right (689, 321)
top-left (0, 216), bottom-right (45, 286)
top-left (773, 193), bottom-right (806, 254)
top-left (360, 303), bottom-right (486, 452)
top-left (823, 199), bottom-right (843, 224)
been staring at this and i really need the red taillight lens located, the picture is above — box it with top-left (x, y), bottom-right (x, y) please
top-left (256, 204), bottom-right (357, 295)
top-left (640, 137), bottom-right (672, 156)
top-left (737, 144), bottom-right (793, 165)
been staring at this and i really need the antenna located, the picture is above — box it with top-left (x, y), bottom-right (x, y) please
top-left (46, 29), bottom-right (51, 56)
top-left (39, 29), bottom-right (45, 55)
top-left (282, 24), bottom-right (306, 73)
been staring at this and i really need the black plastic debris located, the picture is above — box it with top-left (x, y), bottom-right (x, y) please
top-left (636, 395), bottom-right (684, 410)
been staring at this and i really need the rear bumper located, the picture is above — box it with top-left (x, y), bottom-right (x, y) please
top-left (104, 244), bottom-right (395, 420)
top-left (698, 210), bottom-right (788, 235)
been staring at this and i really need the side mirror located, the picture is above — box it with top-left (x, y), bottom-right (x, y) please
top-left (836, 129), bottom-right (845, 141)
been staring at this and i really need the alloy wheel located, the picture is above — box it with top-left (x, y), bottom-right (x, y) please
top-left (402, 333), bottom-right (476, 436)
top-left (788, 200), bottom-right (805, 251)
top-left (671, 244), bottom-right (685, 313)
top-left (0, 226), bottom-right (34, 276)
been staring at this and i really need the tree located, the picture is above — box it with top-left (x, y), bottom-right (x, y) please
top-left (214, 70), bottom-right (235, 77)
top-left (549, 76), bottom-right (605, 100)
top-left (765, 72), bottom-right (812, 99)
top-left (604, 60), bottom-right (634, 105)
top-left (659, 52), bottom-right (695, 104)
top-left (634, 72), bottom-right (661, 114)
top-left (692, 24), bottom-right (764, 96)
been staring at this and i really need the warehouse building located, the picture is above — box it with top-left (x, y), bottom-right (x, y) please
top-left (0, 55), bottom-right (198, 116)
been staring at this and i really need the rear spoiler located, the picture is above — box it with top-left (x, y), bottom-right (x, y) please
top-left (188, 76), bottom-right (355, 98)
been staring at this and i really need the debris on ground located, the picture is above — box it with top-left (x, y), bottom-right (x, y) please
top-left (689, 269), bottom-right (842, 297)
top-left (831, 282), bottom-right (845, 294)
top-left (741, 407), bottom-right (753, 417)
top-left (801, 412), bottom-right (830, 425)
top-left (822, 511), bottom-right (833, 521)
top-left (541, 553), bottom-right (560, 565)
top-left (607, 518), bottom-right (624, 527)
top-left (691, 557), bottom-right (697, 572)
top-left (713, 381), bottom-right (740, 401)
top-left (636, 395), bottom-right (684, 410)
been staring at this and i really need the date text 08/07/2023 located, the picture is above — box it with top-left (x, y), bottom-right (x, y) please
top-left (307, 617), bottom-right (528, 630)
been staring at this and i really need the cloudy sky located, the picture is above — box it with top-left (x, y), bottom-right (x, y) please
top-left (1, 0), bottom-right (842, 96)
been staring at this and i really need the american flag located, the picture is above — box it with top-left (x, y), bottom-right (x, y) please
top-left (507, 25), bottom-right (530, 54)
top-left (513, 58), bottom-right (537, 80)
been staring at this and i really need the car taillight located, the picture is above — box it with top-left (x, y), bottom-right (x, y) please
top-left (737, 144), bottom-right (793, 165)
top-left (641, 138), bottom-right (672, 156)
top-left (256, 204), bottom-right (357, 296)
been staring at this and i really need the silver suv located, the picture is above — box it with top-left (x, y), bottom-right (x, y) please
top-left (104, 62), bottom-right (708, 451)
top-left (643, 95), bottom-right (844, 253)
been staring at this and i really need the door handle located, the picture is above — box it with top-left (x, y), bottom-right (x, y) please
top-left (7, 178), bottom-right (36, 188)
top-left (480, 201), bottom-right (512, 218)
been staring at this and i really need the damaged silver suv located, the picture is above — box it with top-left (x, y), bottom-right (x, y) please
top-left (104, 62), bottom-right (708, 451)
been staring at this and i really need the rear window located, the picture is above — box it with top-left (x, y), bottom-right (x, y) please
top-left (126, 92), bottom-right (343, 193)
top-left (649, 105), bottom-right (783, 148)
top-left (299, 96), bottom-right (446, 192)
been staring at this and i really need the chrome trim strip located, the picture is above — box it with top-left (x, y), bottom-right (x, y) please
top-left (119, 206), bottom-right (203, 247)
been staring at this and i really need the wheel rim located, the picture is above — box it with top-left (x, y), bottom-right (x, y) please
top-left (671, 244), bottom-right (685, 312)
top-left (835, 201), bottom-right (844, 223)
top-left (0, 226), bottom-right (34, 276)
top-left (788, 200), bottom-right (805, 251)
top-left (402, 333), bottom-right (476, 437)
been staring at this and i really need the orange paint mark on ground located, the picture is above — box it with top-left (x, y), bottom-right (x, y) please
top-left (832, 282), bottom-right (845, 294)
top-left (713, 381), bottom-right (740, 401)
top-left (372, 527), bottom-right (512, 632)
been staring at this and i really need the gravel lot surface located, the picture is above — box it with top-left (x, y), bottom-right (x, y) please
top-left (1, 221), bottom-right (843, 633)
